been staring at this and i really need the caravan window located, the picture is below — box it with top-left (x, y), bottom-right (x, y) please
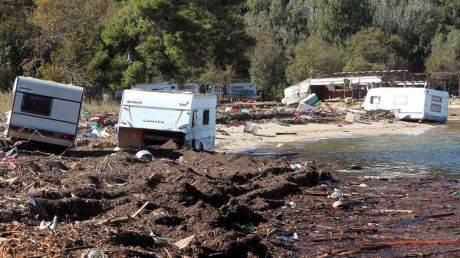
top-left (394, 96), bottom-right (408, 105)
top-left (431, 104), bottom-right (441, 112)
top-left (203, 110), bottom-right (210, 125)
top-left (432, 96), bottom-right (442, 103)
top-left (370, 96), bottom-right (380, 104)
top-left (21, 94), bottom-right (52, 116)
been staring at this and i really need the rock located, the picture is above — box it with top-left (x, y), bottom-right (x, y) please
top-left (345, 113), bottom-right (361, 123)
top-left (174, 235), bottom-right (195, 249)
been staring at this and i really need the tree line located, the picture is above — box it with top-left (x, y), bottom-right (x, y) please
top-left (0, 0), bottom-right (458, 99)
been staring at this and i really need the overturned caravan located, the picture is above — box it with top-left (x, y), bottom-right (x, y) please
top-left (117, 90), bottom-right (217, 151)
top-left (363, 87), bottom-right (448, 122)
top-left (5, 76), bottom-right (83, 147)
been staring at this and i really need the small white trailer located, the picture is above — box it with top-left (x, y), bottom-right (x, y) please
top-left (209, 83), bottom-right (257, 99)
top-left (5, 76), bottom-right (84, 147)
top-left (117, 89), bottom-right (217, 151)
top-left (363, 87), bottom-right (448, 122)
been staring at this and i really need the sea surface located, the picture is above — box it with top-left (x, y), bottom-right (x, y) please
top-left (246, 123), bottom-right (460, 177)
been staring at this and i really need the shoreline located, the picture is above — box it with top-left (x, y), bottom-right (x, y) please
top-left (215, 120), bottom-right (436, 152)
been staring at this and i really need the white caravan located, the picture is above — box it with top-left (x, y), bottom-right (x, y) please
top-left (209, 83), bottom-right (257, 99)
top-left (363, 87), bottom-right (448, 122)
top-left (132, 82), bottom-right (178, 92)
top-left (118, 89), bottom-right (217, 151)
top-left (5, 76), bottom-right (84, 147)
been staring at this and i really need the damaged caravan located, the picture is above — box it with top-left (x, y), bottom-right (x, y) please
top-left (5, 76), bottom-right (84, 147)
top-left (363, 87), bottom-right (448, 122)
top-left (117, 90), bottom-right (217, 151)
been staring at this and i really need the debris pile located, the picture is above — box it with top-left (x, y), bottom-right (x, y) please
top-left (0, 145), bottom-right (458, 257)
top-left (0, 145), bottom-right (333, 257)
top-left (362, 109), bottom-right (397, 121)
top-left (76, 111), bottom-right (118, 150)
top-left (217, 109), bottom-right (345, 126)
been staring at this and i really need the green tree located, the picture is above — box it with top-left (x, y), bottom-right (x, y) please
top-left (344, 27), bottom-right (408, 71)
top-left (370, 0), bottom-right (442, 71)
top-left (425, 29), bottom-right (460, 72)
top-left (249, 35), bottom-right (287, 100)
top-left (0, 0), bottom-right (34, 90)
top-left (313, 0), bottom-right (372, 45)
top-left (94, 0), bottom-right (250, 91)
top-left (26, 0), bottom-right (117, 94)
top-left (286, 37), bottom-right (343, 84)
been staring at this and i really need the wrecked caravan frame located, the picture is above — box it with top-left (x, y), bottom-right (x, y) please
top-left (117, 89), bottom-right (217, 151)
top-left (5, 76), bottom-right (84, 147)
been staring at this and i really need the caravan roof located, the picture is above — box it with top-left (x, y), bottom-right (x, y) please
top-left (14, 76), bottom-right (83, 102)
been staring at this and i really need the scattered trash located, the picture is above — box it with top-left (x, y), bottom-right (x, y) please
top-left (286, 201), bottom-right (296, 208)
top-left (85, 249), bottom-right (105, 258)
top-left (290, 164), bottom-right (302, 170)
top-left (328, 188), bottom-right (343, 199)
top-left (276, 107), bottom-right (285, 113)
top-left (39, 216), bottom-right (58, 231)
top-left (297, 103), bottom-right (317, 112)
top-left (359, 183), bottom-right (369, 188)
top-left (174, 235), bottom-right (195, 249)
top-left (136, 150), bottom-right (153, 160)
top-left (241, 109), bottom-right (250, 113)
top-left (279, 232), bottom-right (299, 242)
top-left (292, 232), bottom-right (299, 240)
top-left (276, 143), bottom-right (284, 148)
top-left (450, 191), bottom-right (459, 196)
top-left (332, 200), bottom-right (344, 209)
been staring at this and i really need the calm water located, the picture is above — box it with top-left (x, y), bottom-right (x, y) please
top-left (249, 124), bottom-right (460, 177)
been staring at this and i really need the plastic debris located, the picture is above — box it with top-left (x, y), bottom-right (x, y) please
top-left (327, 188), bottom-right (343, 199)
top-left (241, 109), bottom-right (250, 113)
top-left (332, 200), bottom-right (344, 209)
top-left (450, 191), bottom-right (459, 196)
top-left (39, 216), bottom-right (58, 231)
top-left (174, 235), bottom-right (195, 249)
top-left (290, 164), bottom-right (302, 170)
top-left (276, 143), bottom-right (284, 148)
top-left (86, 249), bottom-right (105, 258)
top-left (359, 183), bottom-right (369, 188)
top-left (292, 232), bottom-right (299, 240)
top-left (136, 150), bottom-right (153, 160)
top-left (286, 201), bottom-right (296, 208)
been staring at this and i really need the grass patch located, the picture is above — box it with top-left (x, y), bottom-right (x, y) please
top-left (0, 92), bottom-right (12, 113)
top-left (81, 99), bottom-right (120, 114)
top-left (0, 92), bottom-right (119, 114)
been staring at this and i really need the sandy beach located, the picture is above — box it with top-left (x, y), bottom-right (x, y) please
top-left (215, 120), bottom-right (435, 152)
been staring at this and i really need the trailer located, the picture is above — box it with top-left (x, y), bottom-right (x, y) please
top-left (363, 87), bottom-right (448, 122)
top-left (209, 83), bottom-right (257, 99)
top-left (5, 76), bottom-right (84, 147)
top-left (117, 89), bottom-right (217, 151)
